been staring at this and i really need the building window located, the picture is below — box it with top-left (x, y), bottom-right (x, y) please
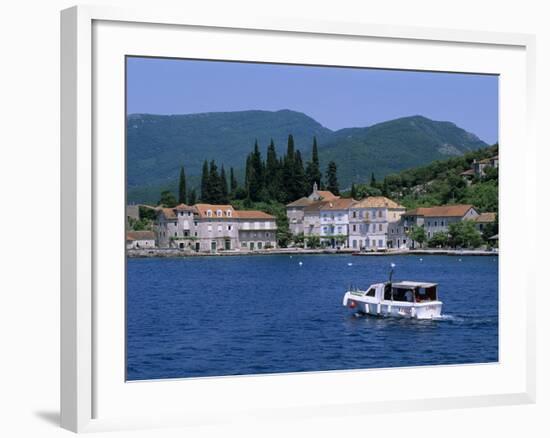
top-left (194, 221), bottom-right (198, 226)
top-left (207, 225), bottom-right (212, 232)
top-left (241, 242), bottom-right (247, 248)
top-left (207, 210), bottom-right (212, 217)
top-left (352, 225), bottom-right (357, 232)
top-left (227, 225), bottom-right (232, 231)
top-left (217, 225), bottom-right (222, 232)
top-left (378, 224), bottom-right (382, 231)
top-left (352, 211), bottom-right (357, 218)
top-left (441, 221), bottom-right (444, 226)
top-left (378, 239), bottom-right (383, 247)
top-left (226, 210), bottom-right (232, 217)
top-left (265, 232), bottom-right (269, 237)
top-left (216, 209), bottom-right (222, 217)
top-left (378, 210), bottom-right (382, 218)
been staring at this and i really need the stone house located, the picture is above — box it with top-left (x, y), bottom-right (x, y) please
top-left (389, 204), bottom-right (479, 249)
top-left (473, 212), bottom-right (497, 233)
top-left (317, 198), bottom-right (356, 248)
top-left (234, 210), bottom-right (278, 250)
top-left (155, 203), bottom-right (277, 252)
top-left (461, 155), bottom-right (499, 180)
top-left (286, 182), bottom-right (339, 235)
top-left (349, 197), bottom-right (406, 250)
top-left (126, 230), bottom-right (156, 249)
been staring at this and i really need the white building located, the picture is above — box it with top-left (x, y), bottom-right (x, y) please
top-left (349, 197), bottom-right (406, 250)
top-left (389, 204), bottom-right (480, 249)
top-left (126, 230), bottom-right (156, 249)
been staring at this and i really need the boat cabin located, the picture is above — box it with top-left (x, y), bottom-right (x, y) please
top-left (385, 281), bottom-right (438, 303)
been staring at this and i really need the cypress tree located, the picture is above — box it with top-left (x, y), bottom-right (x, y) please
top-left (351, 183), bottom-right (357, 200)
top-left (294, 150), bottom-right (307, 199)
top-left (200, 160), bottom-right (209, 202)
top-left (325, 161), bottom-right (340, 196)
top-left (178, 166), bottom-right (187, 204)
top-left (282, 134), bottom-right (296, 202)
top-left (188, 188), bottom-right (197, 205)
top-left (265, 139), bottom-right (280, 199)
top-left (208, 160), bottom-right (223, 204)
top-left (220, 165), bottom-right (229, 203)
top-left (305, 136), bottom-right (322, 191)
top-left (230, 167), bottom-right (238, 195)
top-left (370, 172), bottom-right (377, 187)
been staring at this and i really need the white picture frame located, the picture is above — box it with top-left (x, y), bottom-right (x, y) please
top-left (61, 4), bottom-right (536, 433)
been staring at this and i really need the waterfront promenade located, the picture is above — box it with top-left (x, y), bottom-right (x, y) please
top-left (127, 247), bottom-right (498, 258)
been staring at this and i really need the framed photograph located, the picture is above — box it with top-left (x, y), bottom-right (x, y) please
top-left (61, 5), bottom-right (536, 433)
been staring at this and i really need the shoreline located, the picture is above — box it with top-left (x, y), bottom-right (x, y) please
top-left (127, 247), bottom-right (498, 258)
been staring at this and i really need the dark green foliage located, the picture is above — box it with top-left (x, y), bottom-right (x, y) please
top-left (200, 160), bottom-right (209, 202)
top-left (408, 225), bottom-right (427, 248)
top-left (138, 206), bottom-right (157, 221)
top-left (127, 112), bottom-right (488, 203)
top-left (220, 165), bottom-right (229, 204)
top-left (382, 145), bottom-right (498, 212)
top-left (305, 234), bottom-right (321, 249)
top-left (350, 183), bottom-right (357, 200)
top-left (178, 166), bottom-right (187, 204)
top-left (305, 137), bottom-right (322, 190)
top-left (207, 160), bottom-right (224, 204)
top-left (188, 188), bottom-right (197, 205)
top-left (448, 221), bottom-right (483, 248)
top-left (293, 150), bottom-right (308, 200)
top-left (158, 190), bottom-right (177, 207)
top-left (428, 231), bottom-right (449, 248)
top-left (229, 167), bottom-right (238, 194)
top-left (325, 161), bottom-right (340, 196)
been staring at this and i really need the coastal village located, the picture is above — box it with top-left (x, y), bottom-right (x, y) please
top-left (126, 151), bottom-right (498, 255)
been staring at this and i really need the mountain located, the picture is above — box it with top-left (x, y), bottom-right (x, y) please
top-left (127, 110), bottom-right (488, 203)
top-left (318, 115), bottom-right (488, 188)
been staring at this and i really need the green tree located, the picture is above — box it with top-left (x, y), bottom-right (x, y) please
top-left (305, 137), bottom-right (322, 190)
top-left (178, 166), bottom-right (187, 204)
top-left (293, 150), bottom-right (308, 199)
top-left (208, 160), bottom-right (224, 203)
top-left (350, 183), bottom-right (358, 200)
top-left (428, 231), bottom-right (449, 248)
top-left (409, 225), bottom-right (427, 248)
top-left (188, 188), bottom-right (197, 205)
top-left (448, 221), bottom-right (483, 248)
top-left (200, 160), bottom-right (209, 202)
top-left (220, 165), bottom-right (229, 203)
top-left (293, 232), bottom-right (305, 248)
top-left (306, 234), bottom-right (321, 249)
top-left (229, 167), bottom-right (238, 195)
top-left (370, 172), bottom-right (377, 187)
top-left (265, 139), bottom-right (281, 200)
top-left (282, 134), bottom-right (296, 202)
top-left (325, 161), bottom-right (340, 195)
top-left (158, 190), bottom-right (177, 208)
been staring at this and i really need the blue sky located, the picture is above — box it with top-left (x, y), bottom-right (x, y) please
top-left (126, 57), bottom-right (498, 144)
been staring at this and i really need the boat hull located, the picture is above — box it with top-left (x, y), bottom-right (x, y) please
top-left (344, 294), bottom-right (442, 320)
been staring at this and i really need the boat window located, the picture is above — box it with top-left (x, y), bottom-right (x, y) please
top-left (383, 283), bottom-right (392, 300)
top-left (366, 288), bottom-right (376, 297)
top-left (390, 287), bottom-right (417, 302)
top-left (417, 286), bottom-right (437, 301)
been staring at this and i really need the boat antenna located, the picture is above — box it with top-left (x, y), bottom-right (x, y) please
top-left (389, 263), bottom-right (396, 283)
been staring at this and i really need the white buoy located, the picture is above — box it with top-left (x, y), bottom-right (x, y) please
top-left (298, 261), bottom-right (303, 266)
top-left (290, 256), bottom-right (293, 258)
top-left (391, 263), bottom-right (396, 268)
top-left (419, 258), bottom-right (423, 262)
top-left (458, 258), bottom-right (462, 262)
top-left (347, 262), bottom-right (353, 266)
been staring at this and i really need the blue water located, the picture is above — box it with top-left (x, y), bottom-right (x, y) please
top-left (126, 255), bottom-right (498, 380)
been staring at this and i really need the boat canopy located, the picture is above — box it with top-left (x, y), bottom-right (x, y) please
top-left (391, 281), bottom-right (438, 289)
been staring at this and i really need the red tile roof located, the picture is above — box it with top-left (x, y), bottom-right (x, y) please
top-left (474, 212), bottom-right (497, 223)
top-left (194, 204), bottom-right (235, 219)
top-left (126, 231), bottom-right (155, 241)
top-left (353, 196), bottom-right (405, 209)
top-left (234, 210), bottom-right (276, 220)
top-left (404, 204), bottom-right (477, 218)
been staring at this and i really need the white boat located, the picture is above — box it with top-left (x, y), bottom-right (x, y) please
top-left (342, 266), bottom-right (443, 319)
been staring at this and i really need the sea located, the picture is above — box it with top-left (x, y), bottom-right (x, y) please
top-left (126, 254), bottom-right (498, 380)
